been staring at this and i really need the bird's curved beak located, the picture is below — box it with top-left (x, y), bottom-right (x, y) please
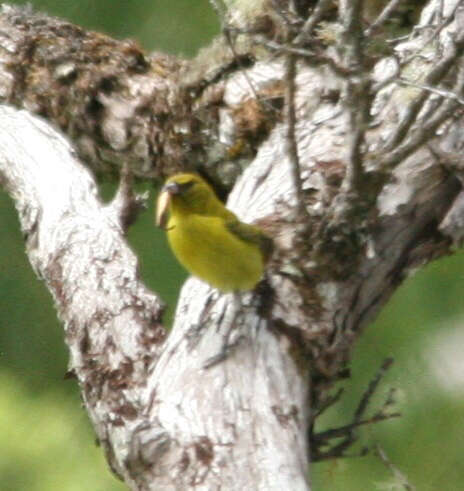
top-left (162, 182), bottom-right (181, 195)
top-left (155, 190), bottom-right (170, 229)
top-left (155, 182), bottom-right (180, 229)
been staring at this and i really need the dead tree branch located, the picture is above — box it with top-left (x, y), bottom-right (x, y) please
top-left (311, 358), bottom-right (399, 461)
top-left (0, 105), bottom-right (310, 489)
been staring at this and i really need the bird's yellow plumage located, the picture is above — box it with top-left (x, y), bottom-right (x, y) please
top-left (156, 173), bottom-right (272, 292)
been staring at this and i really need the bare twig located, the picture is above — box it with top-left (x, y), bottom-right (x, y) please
top-left (339, 0), bottom-right (365, 69)
top-left (250, 35), bottom-right (315, 57)
top-left (295, 0), bottom-right (334, 43)
top-left (380, 64), bottom-right (464, 170)
top-left (249, 34), bottom-right (353, 76)
top-left (313, 411), bottom-right (400, 443)
top-left (338, 0), bottom-right (371, 195)
top-left (364, 0), bottom-right (402, 37)
top-left (384, 31), bottom-right (464, 152)
top-left (223, 27), bottom-right (263, 104)
top-left (376, 444), bottom-right (417, 490)
top-left (354, 357), bottom-right (394, 422)
top-left (396, 77), bottom-right (464, 105)
top-left (312, 388), bottom-right (344, 419)
top-left (380, 99), bottom-right (459, 169)
top-left (284, 52), bottom-right (307, 218)
top-left (342, 82), bottom-right (370, 195)
top-left (314, 439), bottom-right (370, 461)
top-left (310, 358), bottom-right (398, 462)
top-left (207, 1), bottom-right (263, 105)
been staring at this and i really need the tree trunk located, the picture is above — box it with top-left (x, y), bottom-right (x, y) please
top-left (0, 1), bottom-right (463, 489)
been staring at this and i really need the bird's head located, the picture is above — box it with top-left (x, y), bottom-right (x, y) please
top-left (155, 173), bottom-right (218, 229)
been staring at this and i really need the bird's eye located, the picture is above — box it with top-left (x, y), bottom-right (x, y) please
top-left (178, 180), bottom-right (194, 192)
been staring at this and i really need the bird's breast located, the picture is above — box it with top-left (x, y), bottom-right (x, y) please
top-left (167, 214), bottom-right (263, 292)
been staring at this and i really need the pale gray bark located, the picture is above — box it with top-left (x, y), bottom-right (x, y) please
top-left (1, 0), bottom-right (464, 490)
top-left (0, 107), bottom-right (309, 490)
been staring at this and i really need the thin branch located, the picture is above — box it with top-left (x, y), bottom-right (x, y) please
top-left (338, 0), bottom-right (370, 195)
top-left (376, 444), bottom-right (417, 491)
top-left (312, 388), bottom-right (344, 419)
top-left (379, 64), bottom-right (464, 170)
top-left (295, 0), bottom-right (334, 43)
top-left (223, 28), bottom-right (263, 104)
top-left (249, 34), bottom-right (353, 76)
top-left (313, 411), bottom-right (401, 443)
top-left (207, 1), bottom-right (264, 106)
top-left (341, 85), bottom-right (370, 195)
top-left (314, 441), bottom-right (370, 461)
top-left (364, 0), bottom-right (402, 37)
top-left (339, 0), bottom-right (365, 68)
top-left (396, 77), bottom-right (464, 105)
top-left (384, 30), bottom-right (464, 152)
top-left (251, 36), bottom-right (315, 57)
top-left (379, 99), bottom-right (459, 169)
top-left (285, 52), bottom-right (307, 218)
top-left (354, 357), bottom-right (394, 422)
top-left (310, 358), bottom-right (398, 462)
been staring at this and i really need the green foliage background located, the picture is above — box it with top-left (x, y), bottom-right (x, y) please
top-left (0, 2), bottom-right (463, 490)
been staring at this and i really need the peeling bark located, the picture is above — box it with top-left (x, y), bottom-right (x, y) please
top-left (1, 0), bottom-right (464, 489)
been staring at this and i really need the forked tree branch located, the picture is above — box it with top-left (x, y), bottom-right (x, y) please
top-left (0, 106), bottom-right (310, 489)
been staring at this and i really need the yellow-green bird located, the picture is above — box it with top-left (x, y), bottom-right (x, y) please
top-left (156, 173), bottom-right (273, 292)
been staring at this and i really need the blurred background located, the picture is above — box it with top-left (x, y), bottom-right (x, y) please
top-left (0, 1), bottom-right (463, 490)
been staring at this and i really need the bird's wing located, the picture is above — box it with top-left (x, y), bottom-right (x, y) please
top-left (225, 219), bottom-right (274, 263)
